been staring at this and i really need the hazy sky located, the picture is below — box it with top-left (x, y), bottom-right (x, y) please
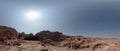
top-left (0, 0), bottom-right (120, 38)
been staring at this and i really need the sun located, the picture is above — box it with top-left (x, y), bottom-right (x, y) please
top-left (25, 11), bottom-right (42, 21)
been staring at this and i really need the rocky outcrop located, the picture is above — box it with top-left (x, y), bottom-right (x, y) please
top-left (93, 43), bottom-right (108, 50)
top-left (0, 26), bottom-right (20, 45)
top-left (18, 32), bottom-right (36, 40)
top-left (35, 30), bottom-right (65, 44)
top-left (0, 26), bottom-right (18, 41)
top-left (60, 36), bottom-right (93, 49)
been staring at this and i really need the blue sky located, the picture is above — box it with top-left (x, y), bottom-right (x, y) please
top-left (0, 0), bottom-right (120, 38)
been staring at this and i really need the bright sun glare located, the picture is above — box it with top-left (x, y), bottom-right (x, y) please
top-left (25, 11), bottom-right (41, 21)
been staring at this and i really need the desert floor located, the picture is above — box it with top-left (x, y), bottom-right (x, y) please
top-left (0, 39), bottom-right (120, 51)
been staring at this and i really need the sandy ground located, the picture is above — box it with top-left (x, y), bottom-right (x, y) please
top-left (0, 39), bottom-right (120, 51)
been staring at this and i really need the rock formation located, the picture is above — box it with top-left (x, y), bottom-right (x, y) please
top-left (18, 32), bottom-right (36, 40)
top-left (0, 26), bottom-right (20, 46)
top-left (0, 26), bottom-right (18, 39)
top-left (0, 26), bottom-right (18, 40)
top-left (35, 30), bottom-right (65, 45)
top-left (60, 36), bottom-right (93, 49)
